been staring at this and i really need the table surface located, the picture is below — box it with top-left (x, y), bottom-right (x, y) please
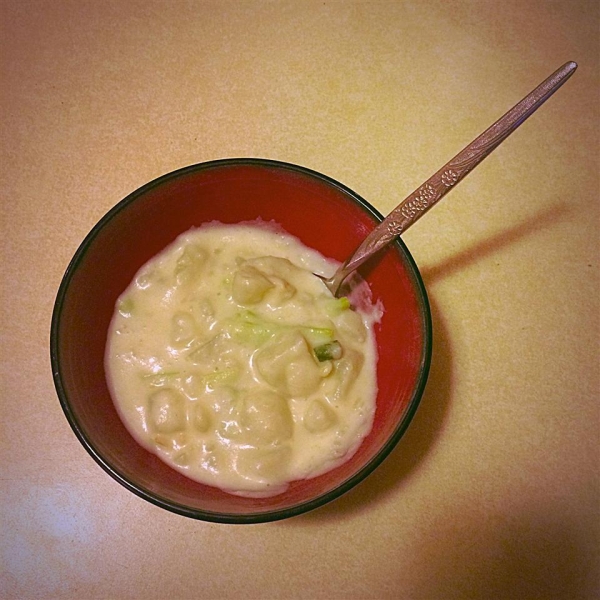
top-left (2, 1), bottom-right (598, 599)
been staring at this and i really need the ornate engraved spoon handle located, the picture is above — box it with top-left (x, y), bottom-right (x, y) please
top-left (324, 61), bottom-right (577, 295)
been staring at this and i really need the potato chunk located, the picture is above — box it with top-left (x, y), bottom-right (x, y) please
top-left (247, 256), bottom-right (298, 278)
top-left (175, 244), bottom-right (209, 284)
top-left (304, 399), bottom-right (337, 433)
top-left (148, 389), bottom-right (187, 434)
top-left (236, 445), bottom-right (292, 482)
top-left (187, 334), bottom-right (231, 370)
top-left (326, 349), bottom-right (365, 405)
top-left (190, 298), bottom-right (215, 333)
top-left (245, 257), bottom-right (298, 303)
top-left (336, 309), bottom-right (367, 343)
top-left (170, 312), bottom-right (196, 347)
top-left (193, 403), bottom-right (211, 432)
top-left (285, 355), bottom-right (324, 397)
top-left (232, 265), bottom-right (274, 304)
top-left (240, 390), bottom-right (293, 444)
top-left (255, 331), bottom-right (323, 396)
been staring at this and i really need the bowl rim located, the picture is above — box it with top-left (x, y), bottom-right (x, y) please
top-left (50, 157), bottom-right (432, 524)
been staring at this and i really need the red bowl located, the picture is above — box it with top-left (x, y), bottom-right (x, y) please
top-left (51, 158), bottom-right (431, 523)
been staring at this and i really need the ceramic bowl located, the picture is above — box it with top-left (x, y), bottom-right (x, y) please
top-left (51, 158), bottom-right (431, 523)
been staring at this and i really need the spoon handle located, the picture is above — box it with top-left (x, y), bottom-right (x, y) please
top-left (332, 61), bottom-right (577, 290)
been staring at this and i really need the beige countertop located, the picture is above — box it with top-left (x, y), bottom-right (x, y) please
top-left (1, 1), bottom-right (598, 598)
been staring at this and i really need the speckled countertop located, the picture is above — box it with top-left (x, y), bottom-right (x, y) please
top-left (1, 1), bottom-right (598, 599)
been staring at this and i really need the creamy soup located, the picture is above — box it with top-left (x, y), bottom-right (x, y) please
top-left (106, 223), bottom-right (380, 497)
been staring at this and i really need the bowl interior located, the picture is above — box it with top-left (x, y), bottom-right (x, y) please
top-left (52, 159), bottom-right (431, 522)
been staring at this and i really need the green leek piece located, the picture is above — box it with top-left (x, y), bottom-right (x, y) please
top-left (227, 310), bottom-right (334, 347)
top-left (199, 368), bottom-right (238, 389)
top-left (313, 341), bottom-right (343, 362)
top-left (227, 310), bottom-right (278, 345)
top-left (141, 370), bottom-right (180, 386)
top-left (324, 296), bottom-right (351, 317)
top-left (300, 324), bottom-right (335, 347)
top-left (142, 370), bottom-right (180, 379)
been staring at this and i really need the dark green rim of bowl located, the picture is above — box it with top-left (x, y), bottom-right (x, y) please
top-left (50, 157), bottom-right (432, 524)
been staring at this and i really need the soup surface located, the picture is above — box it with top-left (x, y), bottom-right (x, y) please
top-left (106, 222), bottom-right (380, 496)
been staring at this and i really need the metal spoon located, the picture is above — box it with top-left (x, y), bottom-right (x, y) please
top-left (320, 61), bottom-right (577, 297)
